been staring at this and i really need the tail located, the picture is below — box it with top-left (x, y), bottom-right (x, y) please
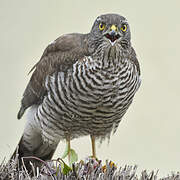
top-left (10, 105), bottom-right (58, 173)
top-left (11, 136), bottom-right (56, 173)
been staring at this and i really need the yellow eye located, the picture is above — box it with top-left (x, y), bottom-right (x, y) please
top-left (121, 24), bottom-right (127, 32)
top-left (99, 23), bottom-right (105, 31)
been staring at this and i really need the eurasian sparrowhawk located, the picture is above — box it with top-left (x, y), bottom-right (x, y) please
top-left (12, 13), bottom-right (141, 171)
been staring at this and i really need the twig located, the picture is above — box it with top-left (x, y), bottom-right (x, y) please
top-left (21, 157), bottom-right (31, 180)
top-left (22, 156), bottom-right (56, 180)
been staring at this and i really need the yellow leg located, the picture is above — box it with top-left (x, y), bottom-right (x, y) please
top-left (90, 135), bottom-right (96, 158)
top-left (66, 137), bottom-right (71, 164)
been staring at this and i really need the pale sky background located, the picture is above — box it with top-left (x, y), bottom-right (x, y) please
top-left (0, 0), bottom-right (180, 177)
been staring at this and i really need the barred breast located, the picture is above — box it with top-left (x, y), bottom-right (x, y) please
top-left (34, 47), bottom-right (141, 145)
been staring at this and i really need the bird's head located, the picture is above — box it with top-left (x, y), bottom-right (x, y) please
top-left (89, 14), bottom-right (131, 49)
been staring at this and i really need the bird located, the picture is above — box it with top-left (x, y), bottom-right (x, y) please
top-left (12, 13), bottom-right (141, 171)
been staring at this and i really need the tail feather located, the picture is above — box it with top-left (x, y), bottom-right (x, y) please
top-left (11, 135), bottom-right (57, 173)
top-left (11, 107), bottom-right (57, 172)
top-left (11, 106), bottom-right (59, 173)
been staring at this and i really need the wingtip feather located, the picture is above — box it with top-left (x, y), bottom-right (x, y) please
top-left (17, 107), bottom-right (25, 119)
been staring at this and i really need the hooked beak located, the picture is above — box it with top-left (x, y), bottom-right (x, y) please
top-left (104, 25), bottom-right (121, 45)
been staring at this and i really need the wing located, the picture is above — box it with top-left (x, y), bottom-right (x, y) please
top-left (17, 33), bottom-right (90, 119)
top-left (129, 47), bottom-right (141, 76)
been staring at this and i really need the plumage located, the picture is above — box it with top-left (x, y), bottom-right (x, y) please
top-left (12, 13), bottom-right (141, 171)
top-left (17, 33), bottom-right (90, 119)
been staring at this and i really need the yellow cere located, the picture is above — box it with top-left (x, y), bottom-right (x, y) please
top-left (110, 24), bottom-right (117, 31)
top-left (99, 23), bottom-right (106, 31)
top-left (121, 24), bottom-right (127, 32)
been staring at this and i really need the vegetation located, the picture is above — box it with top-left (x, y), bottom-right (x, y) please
top-left (0, 154), bottom-right (179, 180)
